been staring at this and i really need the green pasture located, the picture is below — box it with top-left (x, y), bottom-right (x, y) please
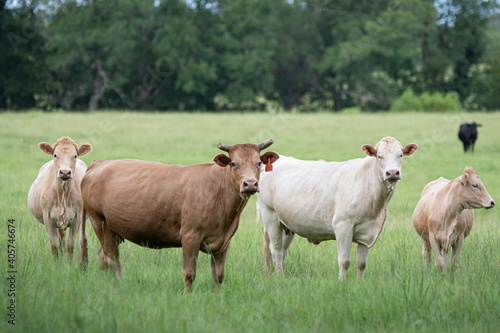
top-left (1, 111), bottom-right (499, 332)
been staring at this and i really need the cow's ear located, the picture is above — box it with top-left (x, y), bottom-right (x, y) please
top-left (403, 143), bottom-right (418, 156)
top-left (459, 172), bottom-right (469, 185)
top-left (361, 144), bottom-right (377, 157)
top-left (261, 151), bottom-right (279, 164)
top-left (78, 144), bottom-right (92, 156)
top-left (39, 142), bottom-right (53, 155)
top-left (213, 154), bottom-right (232, 167)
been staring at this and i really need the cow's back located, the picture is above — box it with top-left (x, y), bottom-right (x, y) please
top-left (420, 177), bottom-right (449, 198)
top-left (81, 159), bottom-right (184, 236)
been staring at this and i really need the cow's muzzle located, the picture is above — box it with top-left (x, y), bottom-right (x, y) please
top-left (58, 169), bottom-right (73, 180)
top-left (384, 169), bottom-right (401, 182)
top-left (241, 180), bottom-right (259, 194)
top-left (485, 200), bottom-right (495, 210)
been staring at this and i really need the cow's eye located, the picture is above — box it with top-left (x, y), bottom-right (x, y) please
top-left (377, 155), bottom-right (383, 159)
top-left (53, 154), bottom-right (58, 158)
top-left (398, 154), bottom-right (403, 158)
top-left (472, 184), bottom-right (479, 188)
top-left (257, 162), bottom-right (262, 167)
top-left (230, 162), bottom-right (236, 167)
top-left (73, 154), bottom-right (78, 159)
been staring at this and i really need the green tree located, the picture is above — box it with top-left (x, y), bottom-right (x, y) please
top-left (319, 0), bottom-right (436, 110)
top-left (45, 0), bottom-right (127, 111)
top-left (215, 0), bottom-right (277, 109)
top-left (2, 0), bottom-right (499, 111)
top-left (423, 0), bottom-right (497, 102)
top-left (0, 1), bottom-right (48, 110)
top-left (102, 0), bottom-right (176, 110)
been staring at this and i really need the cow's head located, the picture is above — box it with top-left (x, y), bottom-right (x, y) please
top-left (213, 139), bottom-right (279, 197)
top-left (470, 122), bottom-right (482, 129)
top-left (362, 137), bottom-right (418, 183)
top-left (39, 137), bottom-right (92, 181)
top-left (458, 167), bottom-right (495, 209)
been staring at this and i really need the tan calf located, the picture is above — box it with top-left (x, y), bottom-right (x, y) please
top-left (28, 137), bottom-right (92, 260)
top-left (413, 167), bottom-right (495, 269)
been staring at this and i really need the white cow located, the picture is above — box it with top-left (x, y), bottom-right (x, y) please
top-left (412, 167), bottom-right (495, 269)
top-left (258, 137), bottom-right (418, 279)
top-left (28, 137), bottom-right (92, 260)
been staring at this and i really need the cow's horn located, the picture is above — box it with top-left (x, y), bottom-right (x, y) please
top-left (258, 139), bottom-right (274, 151)
top-left (217, 143), bottom-right (231, 152)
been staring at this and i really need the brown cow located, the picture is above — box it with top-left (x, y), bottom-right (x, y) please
top-left (412, 167), bottom-right (495, 269)
top-left (79, 140), bottom-right (279, 292)
top-left (28, 137), bottom-right (92, 260)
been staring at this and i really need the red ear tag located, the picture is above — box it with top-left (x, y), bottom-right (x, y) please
top-left (265, 157), bottom-right (273, 172)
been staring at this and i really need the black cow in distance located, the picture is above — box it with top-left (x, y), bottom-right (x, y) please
top-left (458, 122), bottom-right (481, 153)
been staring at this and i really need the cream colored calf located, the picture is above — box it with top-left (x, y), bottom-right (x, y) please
top-left (28, 137), bottom-right (91, 260)
top-left (413, 167), bottom-right (495, 269)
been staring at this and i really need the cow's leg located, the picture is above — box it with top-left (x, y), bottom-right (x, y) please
top-left (66, 216), bottom-right (80, 260)
top-left (97, 246), bottom-right (106, 270)
top-left (429, 235), bottom-right (445, 269)
top-left (270, 231), bottom-right (285, 274)
top-left (181, 235), bottom-right (201, 293)
top-left (451, 233), bottom-right (464, 269)
top-left (58, 228), bottom-right (66, 253)
top-left (78, 209), bottom-right (88, 271)
top-left (267, 224), bottom-right (286, 274)
top-left (44, 212), bottom-right (60, 260)
top-left (211, 247), bottom-right (229, 289)
top-left (260, 206), bottom-right (285, 274)
top-left (87, 213), bottom-right (107, 270)
top-left (334, 221), bottom-right (353, 280)
top-left (88, 213), bottom-right (120, 275)
top-left (101, 226), bottom-right (121, 277)
top-left (463, 142), bottom-right (469, 152)
top-left (422, 239), bottom-right (432, 268)
top-left (356, 244), bottom-right (370, 278)
top-left (282, 229), bottom-right (295, 263)
top-left (263, 228), bottom-right (272, 272)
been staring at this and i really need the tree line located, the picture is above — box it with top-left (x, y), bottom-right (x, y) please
top-left (1, 0), bottom-right (499, 112)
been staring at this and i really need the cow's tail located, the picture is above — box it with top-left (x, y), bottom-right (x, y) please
top-left (77, 207), bottom-right (88, 271)
top-left (263, 227), bottom-right (272, 272)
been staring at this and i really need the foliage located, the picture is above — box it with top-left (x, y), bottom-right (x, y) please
top-left (1, 0), bottom-right (499, 111)
top-left (340, 106), bottom-right (362, 114)
top-left (2, 111), bottom-right (500, 332)
top-left (391, 88), bottom-right (463, 112)
top-left (390, 88), bottom-right (423, 112)
top-left (0, 2), bottom-right (49, 109)
top-left (465, 47), bottom-right (500, 110)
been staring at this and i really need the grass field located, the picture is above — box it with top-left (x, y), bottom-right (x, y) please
top-left (1, 111), bottom-right (499, 332)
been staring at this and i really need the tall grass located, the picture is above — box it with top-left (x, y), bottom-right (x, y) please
top-left (1, 111), bottom-right (499, 332)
